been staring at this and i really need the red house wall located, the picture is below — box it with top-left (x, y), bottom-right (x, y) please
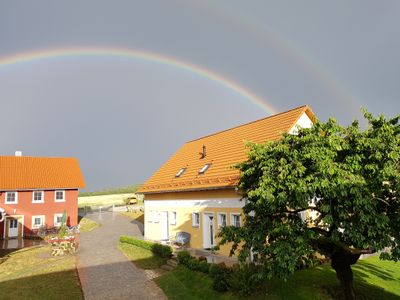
top-left (0, 189), bottom-right (79, 238)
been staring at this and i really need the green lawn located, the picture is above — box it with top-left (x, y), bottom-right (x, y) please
top-left (155, 257), bottom-right (400, 300)
top-left (119, 210), bottom-right (144, 224)
top-left (78, 217), bottom-right (101, 233)
top-left (0, 245), bottom-right (83, 300)
top-left (118, 242), bottom-right (167, 269)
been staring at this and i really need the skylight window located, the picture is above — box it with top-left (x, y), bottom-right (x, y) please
top-left (198, 163), bottom-right (211, 174)
top-left (175, 167), bottom-right (186, 177)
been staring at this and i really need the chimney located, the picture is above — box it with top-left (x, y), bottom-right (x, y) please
top-left (200, 145), bottom-right (206, 159)
top-left (15, 151), bottom-right (22, 157)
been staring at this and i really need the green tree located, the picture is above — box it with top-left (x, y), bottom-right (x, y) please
top-left (218, 111), bottom-right (400, 300)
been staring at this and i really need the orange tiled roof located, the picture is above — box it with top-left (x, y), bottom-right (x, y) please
top-left (139, 105), bottom-right (315, 194)
top-left (0, 156), bottom-right (86, 190)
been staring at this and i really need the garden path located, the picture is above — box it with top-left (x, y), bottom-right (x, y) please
top-left (76, 211), bottom-right (166, 300)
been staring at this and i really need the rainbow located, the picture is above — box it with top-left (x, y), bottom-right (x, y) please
top-left (0, 47), bottom-right (277, 115)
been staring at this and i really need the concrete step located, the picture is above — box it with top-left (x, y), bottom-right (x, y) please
top-left (161, 264), bottom-right (175, 271)
top-left (167, 259), bottom-right (178, 267)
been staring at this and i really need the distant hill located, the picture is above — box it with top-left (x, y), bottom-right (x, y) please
top-left (79, 184), bottom-right (141, 197)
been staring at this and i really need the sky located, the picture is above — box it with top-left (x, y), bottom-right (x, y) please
top-left (0, 1), bottom-right (399, 191)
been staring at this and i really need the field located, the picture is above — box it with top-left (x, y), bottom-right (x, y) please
top-left (79, 185), bottom-right (140, 197)
top-left (78, 193), bottom-right (136, 208)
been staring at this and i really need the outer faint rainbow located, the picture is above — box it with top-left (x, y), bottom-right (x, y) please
top-left (0, 47), bottom-right (277, 115)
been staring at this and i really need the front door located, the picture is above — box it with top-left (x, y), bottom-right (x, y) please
top-left (160, 211), bottom-right (169, 241)
top-left (203, 213), bottom-right (215, 249)
top-left (8, 219), bottom-right (19, 238)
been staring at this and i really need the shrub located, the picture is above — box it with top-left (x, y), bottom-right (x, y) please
top-left (177, 250), bottom-right (192, 265)
top-left (151, 243), bottom-right (172, 258)
top-left (228, 263), bottom-right (262, 296)
top-left (209, 263), bottom-right (231, 292)
top-left (198, 260), bottom-right (210, 273)
top-left (120, 235), bottom-right (172, 258)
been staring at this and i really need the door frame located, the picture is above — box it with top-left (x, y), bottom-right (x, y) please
top-left (3, 215), bottom-right (24, 239)
top-left (202, 212), bottom-right (215, 249)
top-left (160, 211), bottom-right (169, 241)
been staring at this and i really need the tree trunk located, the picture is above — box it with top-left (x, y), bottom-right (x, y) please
top-left (331, 251), bottom-right (360, 300)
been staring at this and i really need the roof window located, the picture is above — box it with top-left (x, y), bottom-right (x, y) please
top-left (199, 163), bottom-right (211, 174)
top-left (175, 167), bottom-right (186, 178)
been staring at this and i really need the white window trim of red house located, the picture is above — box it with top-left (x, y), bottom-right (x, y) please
top-left (53, 213), bottom-right (63, 227)
top-left (5, 191), bottom-right (18, 204)
top-left (32, 215), bottom-right (45, 229)
top-left (54, 190), bottom-right (66, 202)
top-left (32, 191), bottom-right (45, 203)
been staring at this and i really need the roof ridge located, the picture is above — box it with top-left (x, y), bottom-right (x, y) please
top-left (187, 105), bottom-right (309, 143)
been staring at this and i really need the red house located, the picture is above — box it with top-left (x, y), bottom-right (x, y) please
top-left (0, 155), bottom-right (85, 239)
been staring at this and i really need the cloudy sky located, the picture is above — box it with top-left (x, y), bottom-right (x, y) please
top-left (0, 1), bottom-right (399, 191)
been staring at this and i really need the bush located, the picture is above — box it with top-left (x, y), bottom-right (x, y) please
top-left (198, 260), bottom-right (210, 273)
top-left (177, 250), bottom-right (192, 265)
top-left (209, 263), bottom-right (231, 292)
top-left (228, 263), bottom-right (262, 296)
top-left (120, 235), bottom-right (172, 258)
top-left (151, 243), bottom-right (172, 258)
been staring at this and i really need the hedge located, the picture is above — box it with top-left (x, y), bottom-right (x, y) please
top-left (120, 235), bottom-right (172, 258)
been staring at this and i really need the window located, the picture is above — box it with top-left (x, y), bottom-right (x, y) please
top-left (32, 215), bottom-right (45, 229)
top-left (32, 191), bottom-right (44, 203)
top-left (175, 167), bottom-right (186, 178)
top-left (54, 213), bottom-right (63, 227)
top-left (170, 211), bottom-right (177, 225)
top-left (218, 213), bottom-right (227, 229)
top-left (231, 214), bottom-right (241, 228)
top-left (148, 210), bottom-right (153, 223)
top-left (192, 212), bottom-right (200, 227)
top-left (154, 211), bottom-right (160, 223)
top-left (55, 190), bottom-right (65, 202)
top-left (198, 163), bottom-right (211, 174)
top-left (5, 192), bottom-right (18, 204)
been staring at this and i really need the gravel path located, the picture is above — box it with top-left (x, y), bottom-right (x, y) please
top-left (76, 212), bottom-right (167, 300)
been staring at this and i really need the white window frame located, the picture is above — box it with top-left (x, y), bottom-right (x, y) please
top-left (5, 191), bottom-right (18, 204)
top-left (170, 211), bottom-right (177, 225)
top-left (53, 213), bottom-right (63, 227)
top-left (192, 212), bottom-right (200, 227)
top-left (218, 212), bottom-right (227, 229)
top-left (175, 168), bottom-right (186, 178)
top-left (54, 190), bottom-right (65, 202)
top-left (32, 215), bottom-right (45, 229)
top-left (198, 163), bottom-right (211, 174)
top-left (148, 210), bottom-right (153, 223)
top-left (231, 213), bottom-right (241, 228)
top-left (153, 211), bottom-right (160, 223)
top-left (32, 191), bottom-right (44, 203)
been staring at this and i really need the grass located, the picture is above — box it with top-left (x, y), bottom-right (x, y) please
top-left (119, 211), bottom-right (145, 224)
top-left (79, 185), bottom-right (140, 197)
top-left (0, 245), bottom-right (83, 299)
top-left (78, 217), bottom-right (101, 233)
top-left (118, 242), bottom-right (167, 269)
top-left (155, 256), bottom-right (400, 300)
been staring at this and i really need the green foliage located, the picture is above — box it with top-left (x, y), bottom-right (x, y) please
top-left (119, 235), bottom-right (172, 258)
top-left (228, 263), bottom-right (262, 296)
top-left (151, 243), bottom-right (173, 258)
top-left (58, 210), bottom-right (68, 238)
top-left (177, 250), bottom-right (192, 265)
top-left (218, 110), bottom-right (400, 283)
top-left (209, 263), bottom-right (231, 292)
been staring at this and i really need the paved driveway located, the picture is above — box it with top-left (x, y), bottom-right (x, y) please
top-left (77, 212), bottom-right (167, 300)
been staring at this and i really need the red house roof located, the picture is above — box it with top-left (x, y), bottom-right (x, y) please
top-left (0, 156), bottom-right (86, 190)
top-left (139, 105), bottom-right (315, 194)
